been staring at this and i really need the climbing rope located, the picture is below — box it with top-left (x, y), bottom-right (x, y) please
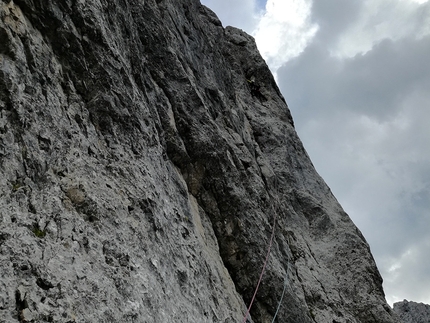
top-left (241, 203), bottom-right (278, 323)
top-left (271, 263), bottom-right (290, 323)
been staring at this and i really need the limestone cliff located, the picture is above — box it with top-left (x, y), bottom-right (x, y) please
top-left (394, 300), bottom-right (430, 323)
top-left (0, 0), bottom-right (400, 322)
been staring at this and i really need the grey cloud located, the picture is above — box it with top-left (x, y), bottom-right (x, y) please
top-left (381, 238), bottom-right (430, 304)
top-left (278, 35), bottom-right (430, 122)
top-left (336, 37), bottom-right (430, 120)
top-left (310, 0), bottom-right (362, 44)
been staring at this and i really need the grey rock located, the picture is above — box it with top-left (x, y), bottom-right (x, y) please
top-left (0, 0), bottom-right (400, 322)
top-left (394, 300), bottom-right (430, 323)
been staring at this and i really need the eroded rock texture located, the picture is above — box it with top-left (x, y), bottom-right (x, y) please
top-left (394, 300), bottom-right (430, 323)
top-left (0, 0), bottom-right (400, 322)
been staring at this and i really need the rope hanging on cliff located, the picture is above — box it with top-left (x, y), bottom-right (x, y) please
top-left (241, 202), bottom-right (278, 323)
top-left (271, 263), bottom-right (290, 323)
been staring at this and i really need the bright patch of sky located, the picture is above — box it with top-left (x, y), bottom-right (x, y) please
top-left (333, 0), bottom-right (430, 58)
top-left (253, 0), bottom-right (318, 71)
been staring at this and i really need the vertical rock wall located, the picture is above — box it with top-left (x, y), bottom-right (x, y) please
top-left (0, 0), bottom-right (401, 322)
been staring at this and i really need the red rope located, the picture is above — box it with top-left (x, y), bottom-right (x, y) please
top-left (242, 207), bottom-right (278, 323)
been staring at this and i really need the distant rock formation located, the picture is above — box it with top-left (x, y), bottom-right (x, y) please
top-left (1, 0), bottom-right (401, 322)
top-left (394, 300), bottom-right (430, 323)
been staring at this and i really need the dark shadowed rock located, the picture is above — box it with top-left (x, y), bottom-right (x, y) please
top-left (394, 300), bottom-right (430, 323)
top-left (1, 0), bottom-right (401, 322)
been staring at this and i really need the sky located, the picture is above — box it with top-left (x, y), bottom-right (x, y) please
top-left (201, 0), bottom-right (430, 307)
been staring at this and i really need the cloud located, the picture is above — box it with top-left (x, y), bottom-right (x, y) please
top-left (333, 0), bottom-right (430, 57)
top-left (310, 0), bottom-right (362, 46)
top-left (280, 35), bottom-right (430, 121)
top-left (382, 238), bottom-right (430, 305)
top-left (253, 0), bottom-right (319, 71)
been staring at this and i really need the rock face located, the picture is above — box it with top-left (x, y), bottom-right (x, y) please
top-left (0, 0), bottom-right (400, 322)
top-left (394, 300), bottom-right (430, 323)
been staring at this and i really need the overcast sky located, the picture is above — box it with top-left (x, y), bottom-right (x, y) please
top-left (201, 0), bottom-right (430, 307)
